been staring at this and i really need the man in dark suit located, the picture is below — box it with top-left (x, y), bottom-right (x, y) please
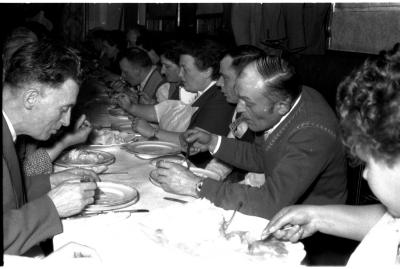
top-left (2, 40), bottom-right (99, 256)
top-left (151, 54), bottom-right (347, 219)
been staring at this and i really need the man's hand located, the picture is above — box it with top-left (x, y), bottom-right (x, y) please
top-left (62, 114), bottom-right (92, 148)
top-left (132, 118), bottom-right (154, 137)
top-left (150, 161), bottom-right (202, 197)
top-left (181, 129), bottom-right (219, 154)
top-left (263, 205), bottom-right (320, 243)
top-left (48, 181), bottom-right (98, 218)
top-left (117, 93), bottom-right (132, 111)
top-left (50, 168), bottom-right (100, 188)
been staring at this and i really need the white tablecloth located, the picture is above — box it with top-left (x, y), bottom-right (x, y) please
top-left (49, 87), bottom-right (306, 267)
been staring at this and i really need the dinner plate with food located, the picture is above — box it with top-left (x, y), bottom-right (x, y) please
top-left (55, 149), bottom-right (115, 168)
top-left (138, 199), bottom-right (306, 265)
top-left (88, 128), bottom-right (140, 147)
top-left (84, 182), bottom-right (139, 213)
top-left (122, 141), bottom-right (181, 159)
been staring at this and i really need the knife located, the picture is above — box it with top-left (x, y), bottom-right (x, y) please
top-left (163, 197), bottom-right (188, 204)
top-left (73, 209), bottom-right (149, 218)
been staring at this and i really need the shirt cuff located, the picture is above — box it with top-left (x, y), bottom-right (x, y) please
top-left (210, 135), bottom-right (221, 155)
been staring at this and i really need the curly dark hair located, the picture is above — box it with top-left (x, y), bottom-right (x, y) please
top-left (337, 43), bottom-right (400, 166)
top-left (4, 38), bottom-right (81, 91)
top-left (181, 38), bottom-right (224, 80)
top-left (158, 40), bottom-right (183, 66)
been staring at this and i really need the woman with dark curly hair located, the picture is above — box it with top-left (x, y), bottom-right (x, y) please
top-left (263, 44), bottom-right (400, 266)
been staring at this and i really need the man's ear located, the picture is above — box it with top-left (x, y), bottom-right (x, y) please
top-left (203, 67), bottom-right (213, 80)
top-left (23, 89), bottom-right (40, 110)
top-left (275, 100), bottom-right (291, 116)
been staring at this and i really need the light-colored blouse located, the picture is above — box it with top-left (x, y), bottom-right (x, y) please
top-left (347, 212), bottom-right (400, 266)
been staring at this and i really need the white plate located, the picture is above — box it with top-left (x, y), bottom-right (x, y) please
top-left (149, 167), bottom-right (221, 187)
top-left (55, 149), bottom-right (115, 168)
top-left (85, 182), bottom-right (139, 212)
top-left (124, 141), bottom-right (181, 159)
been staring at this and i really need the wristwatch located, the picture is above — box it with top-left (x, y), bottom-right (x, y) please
top-left (196, 179), bottom-right (204, 193)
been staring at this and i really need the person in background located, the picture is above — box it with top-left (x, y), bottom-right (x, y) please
top-left (152, 54), bottom-right (347, 219)
top-left (3, 39), bottom-right (99, 256)
top-left (264, 43), bottom-right (400, 267)
top-left (119, 47), bottom-right (167, 105)
top-left (126, 24), bottom-right (144, 48)
top-left (119, 38), bottom-right (235, 168)
top-left (100, 30), bottom-right (125, 75)
top-left (2, 27), bottom-right (38, 79)
top-left (205, 45), bottom-right (266, 185)
top-left (156, 39), bottom-right (183, 102)
top-left (126, 24), bottom-right (160, 64)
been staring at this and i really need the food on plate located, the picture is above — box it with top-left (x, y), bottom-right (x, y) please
top-left (247, 238), bottom-right (288, 257)
top-left (142, 199), bottom-right (302, 263)
top-left (85, 165), bottom-right (108, 174)
top-left (90, 128), bottom-right (137, 145)
top-left (60, 149), bottom-right (106, 164)
top-left (150, 155), bottom-right (187, 167)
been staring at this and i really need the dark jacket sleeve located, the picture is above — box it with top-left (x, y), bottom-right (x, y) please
top-left (4, 195), bottom-right (63, 255)
top-left (189, 95), bottom-right (234, 136)
top-left (3, 160), bottom-right (62, 255)
top-left (215, 135), bottom-right (266, 173)
top-left (25, 174), bottom-right (52, 201)
top-left (200, 127), bottom-right (340, 219)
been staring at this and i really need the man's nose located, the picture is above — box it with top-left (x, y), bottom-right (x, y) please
top-left (216, 76), bottom-right (224, 88)
top-left (61, 109), bottom-right (71, 127)
top-left (178, 67), bottom-right (184, 80)
top-left (237, 100), bottom-right (246, 113)
top-left (161, 65), bottom-right (166, 75)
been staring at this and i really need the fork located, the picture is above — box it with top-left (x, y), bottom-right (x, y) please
top-left (185, 142), bottom-right (193, 169)
top-left (222, 201), bottom-right (243, 231)
top-left (260, 224), bottom-right (294, 241)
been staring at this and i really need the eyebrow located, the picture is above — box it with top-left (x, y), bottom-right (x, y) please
top-left (239, 95), bottom-right (255, 104)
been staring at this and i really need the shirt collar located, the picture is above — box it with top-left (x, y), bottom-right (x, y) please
top-left (193, 81), bottom-right (216, 101)
top-left (2, 110), bottom-right (17, 142)
top-left (264, 94), bottom-right (302, 136)
top-left (139, 65), bottom-right (157, 90)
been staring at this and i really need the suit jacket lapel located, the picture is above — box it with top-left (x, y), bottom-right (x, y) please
top-left (2, 115), bottom-right (26, 206)
top-left (190, 85), bottom-right (216, 125)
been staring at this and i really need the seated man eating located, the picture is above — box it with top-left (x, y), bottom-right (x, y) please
top-left (151, 54), bottom-right (348, 219)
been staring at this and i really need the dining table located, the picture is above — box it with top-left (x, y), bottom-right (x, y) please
top-left (44, 79), bottom-right (306, 267)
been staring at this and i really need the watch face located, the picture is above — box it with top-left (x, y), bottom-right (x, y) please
top-left (196, 179), bottom-right (204, 193)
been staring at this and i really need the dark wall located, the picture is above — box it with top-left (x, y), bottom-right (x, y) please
top-left (0, 3), bottom-right (65, 43)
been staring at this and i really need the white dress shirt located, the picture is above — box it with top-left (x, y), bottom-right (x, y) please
top-left (3, 110), bottom-right (16, 142)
